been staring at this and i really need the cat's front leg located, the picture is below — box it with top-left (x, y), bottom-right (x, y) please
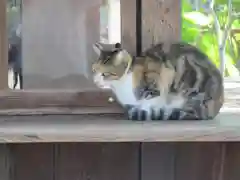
top-left (132, 65), bottom-right (147, 100)
top-left (184, 55), bottom-right (205, 97)
top-left (183, 87), bottom-right (199, 97)
top-left (124, 104), bottom-right (147, 121)
top-left (133, 86), bottom-right (149, 100)
top-left (179, 94), bottom-right (210, 120)
top-left (138, 96), bottom-right (166, 120)
top-left (134, 87), bottom-right (160, 100)
top-left (124, 103), bottom-right (165, 121)
top-left (128, 107), bottom-right (164, 121)
top-left (178, 110), bottom-right (200, 120)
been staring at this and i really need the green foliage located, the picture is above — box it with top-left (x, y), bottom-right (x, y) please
top-left (182, 0), bottom-right (240, 77)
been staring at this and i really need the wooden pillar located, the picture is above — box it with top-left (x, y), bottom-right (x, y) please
top-left (85, 3), bottom-right (100, 79)
top-left (0, 0), bottom-right (8, 89)
top-left (141, 0), bottom-right (181, 51)
top-left (121, 0), bottom-right (137, 55)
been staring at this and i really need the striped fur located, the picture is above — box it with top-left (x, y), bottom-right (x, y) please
top-left (92, 42), bottom-right (224, 121)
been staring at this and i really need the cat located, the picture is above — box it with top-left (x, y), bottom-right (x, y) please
top-left (92, 42), bottom-right (224, 121)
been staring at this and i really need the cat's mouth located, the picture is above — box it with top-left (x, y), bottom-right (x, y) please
top-left (93, 73), bottom-right (112, 89)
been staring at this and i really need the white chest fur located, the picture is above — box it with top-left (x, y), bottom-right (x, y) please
top-left (110, 73), bottom-right (186, 113)
top-left (94, 72), bottom-right (186, 119)
top-left (110, 72), bottom-right (138, 106)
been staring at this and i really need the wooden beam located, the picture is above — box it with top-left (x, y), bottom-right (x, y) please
top-left (141, 0), bottom-right (181, 51)
top-left (0, 78), bottom-right (236, 114)
top-left (0, 90), bottom-right (122, 110)
top-left (0, 0), bottom-right (8, 89)
top-left (0, 116), bottom-right (240, 142)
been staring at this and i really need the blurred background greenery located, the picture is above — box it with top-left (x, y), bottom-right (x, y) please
top-left (182, 0), bottom-right (240, 77)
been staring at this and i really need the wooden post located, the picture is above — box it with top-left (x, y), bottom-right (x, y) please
top-left (0, 0), bottom-right (8, 89)
top-left (140, 1), bottom-right (181, 180)
top-left (85, 2), bottom-right (100, 79)
top-left (0, 145), bottom-right (11, 180)
top-left (121, 0), bottom-right (137, 55)
top-left (141, 0), bottom-right (181, 51)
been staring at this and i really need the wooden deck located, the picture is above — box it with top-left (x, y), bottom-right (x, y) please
top-left (223, 78), bottom-right (240, 109)
top-left (0, 79), bottom-right (238, 143)
top-left (2, 63), bottom-right (239, 143)
top-left (0, 114), bottom-right (239, 142)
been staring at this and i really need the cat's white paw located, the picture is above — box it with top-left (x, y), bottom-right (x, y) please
top-left (139, 95), bottom-right (186, 120)
top-left (126, 94), bottom-right (187, 121)
top-left (137, 96), bottom-right (166, 120)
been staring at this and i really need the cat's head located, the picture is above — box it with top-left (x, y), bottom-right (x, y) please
top-left (92, 42), bottom-right (132, 89)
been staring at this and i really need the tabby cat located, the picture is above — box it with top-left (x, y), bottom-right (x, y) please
top-left (92, 42), bottom-right (224, 121)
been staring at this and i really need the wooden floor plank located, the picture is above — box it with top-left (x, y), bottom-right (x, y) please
top-left (141, 143), bottom-right (175, 180)
top-left (0, 79), bottom-right (238, 142)
top-left (10, 144), bottom-right (54, 180)
top-left (0, 145), bottom-right (12, 180)
top-left (54, 143), bottom-right (138, 180)
top-left (222, 143), bottom-right (240, 180)
top-left (0, 113), bottom-right (239, 142)
top-left (174, 143), bottom-right (223, 180)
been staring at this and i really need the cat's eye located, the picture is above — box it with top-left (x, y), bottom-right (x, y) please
top-left (102, 72), bottom-right (116, 77)
top-left (102, 72), bottom-right (111, 77)
top-left (103, 56), bottom-right (111, 64)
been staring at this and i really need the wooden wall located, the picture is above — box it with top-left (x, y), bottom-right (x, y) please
top-left (22, 0), bottom-right (101, 89)
top-left (0, 0), bottom-right (240, 180)
top-left (0, 143), bottom-right (238, 180)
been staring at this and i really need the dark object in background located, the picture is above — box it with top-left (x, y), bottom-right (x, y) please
top-left (8, 41), bottom-right (22, 89)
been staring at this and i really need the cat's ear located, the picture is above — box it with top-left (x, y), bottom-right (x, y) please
top-left (92, 42), bottom-right (103, 56)
top-left (114, 42), bottom-right (121, 49)
top-left (115, 49), bottom-right (132, 73)
top-left (115, 49), bottom-right (131, 65)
